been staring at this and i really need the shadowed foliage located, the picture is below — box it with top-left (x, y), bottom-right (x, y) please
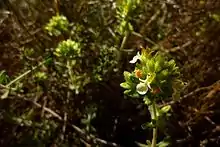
top-left (0, 0), bottom-right (220, 147)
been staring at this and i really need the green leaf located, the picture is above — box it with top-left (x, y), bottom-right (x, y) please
top-left (147, 73), bottom-right (156, 84)
top-left (157, 140), bottom-right (170, 147)
top-left (154, 54), bottom-right (164, 67)
top-left (141, 122), bottom-right (154, 129)
top-left (155, 61), bottom-right (162, 72)
top-left (44, 57), bottom-right (53, 66)
top-left (120, 82), bottom-right (130, 89)
top-left (0, 70), bottom-right (9, 84)
top-left (130, 92), bottom-right (140, 98)
top-left (168, 59), bottom-right (175, 68)
top-left (143, 96), bottom-right (152, 105)
top-left (1, 89), bottom-right (9, 99)
top-left (147, 59), bottom-right (155, 72)
top-left (158, 69), bottom-right (169, 80)
top-left (123, 71), bottom-right (131, 81)
top-left (130, 75), bottom-right (139, 83)
top-left (124, 89), bottom-right (131, 95)
top-left (161, 105), bottom-right (171, 113)
top-left (136, 142), bottom-right (149, 147)
top-left (211, 14), bottom-right (220, 22)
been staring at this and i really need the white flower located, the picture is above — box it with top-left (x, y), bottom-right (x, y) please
top-left (129, 52), bottom-right (141, 64)
top-left (136, 75), bottom-right (152, 95)
top-left (136, 83), bottom-right (148, 95)
top-left (139, 76), bottom-right (152, 89)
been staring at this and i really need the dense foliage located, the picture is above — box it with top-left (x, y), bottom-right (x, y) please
top-left (0, 0), bottom-right (220, 147)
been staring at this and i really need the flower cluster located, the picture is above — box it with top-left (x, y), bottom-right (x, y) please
top-left (54, 39), bottom-right (81, 59)
top-left (120, 49), bottom-right (183, 101)
top-left (45, 15), bottom-right (69, 36)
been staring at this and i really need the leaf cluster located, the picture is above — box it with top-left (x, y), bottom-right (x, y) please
top-left (121, 49), bottom-right (183, 101)
top-left (45, 15), bottom-right (69, 36)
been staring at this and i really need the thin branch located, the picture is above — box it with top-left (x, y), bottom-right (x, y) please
top-left (0, 84), bottom-right (16, 91)
top-left (165, 41), bottom-right (192, 53)
top-left (41, 96), bottom-right (47, 118)
top-left (131, 31), bottom-right (158, 46)
top-left (80, 138), bottom-right (91, 147)
top-left (145, 3), bottom-right (165, 27)
top-left (160, 80), bottom-right (220, 107)
top-left (22, 97), bottom-right (63, 120)
top-left (120, 31), bottom-right (129, 51)
top-left (6, 59), bottom-right (47, 87)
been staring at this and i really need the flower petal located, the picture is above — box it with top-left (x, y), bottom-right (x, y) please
top-left (129, 56), bottom-right (139, 63)
top-left (147, 83), bottom-right (151, 89)
top-left (129, 52), bottom-right (141, 64)
top-left (136, 83), bottom-right (148, 95)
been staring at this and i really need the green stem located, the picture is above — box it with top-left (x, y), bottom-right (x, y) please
top-left (120, 31), bottom-right (129, 51)
top-left (151, 101), bottom-right (158, 147)
top-left (67, 60), bottom-right (73, 81)
top-left (6, 59), bottom-right (48, 87)
top-left (116, 31), bottom-right (129, 69)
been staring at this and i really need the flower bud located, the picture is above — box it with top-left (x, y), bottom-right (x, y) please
top-left (135, 69), bottom-right (143, 78)
top-left (151, 87), bottom-right (161, 94)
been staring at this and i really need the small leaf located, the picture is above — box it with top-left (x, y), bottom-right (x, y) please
top-left (130, 92), bottom-right (140, 98)
top-left (157, 140), bottom-right (170, 147)
top-left (136, 142), bottom-right (149, 147)
top-left (161, 105), bottom-right (171, 113)
top-left (120, 82), bottom-right (130, 89)
top-left (146, 140), bottom-right (151, 145)
top-left (168, 59), bottom-right (175, 68)
top-left (143, 96), bottom-right (151, 105)
top-left (147, 59), bottom-right (155, 72)
top-left (141, 122), bottom-right (154, 129)
top-left (159, 69), bottom-right (169, 80)
top-left (123, 71), bottom-right (131, 81)
top-left (124, 89), bottom-right (131, 95)
top-left (1, 89), bottom-right (9, 99)
top-left (44, 57), bottom-right (53, 66)
top-left (147, 73), bottom-right (156, 84)
top-left (155, 61), bottom-right (162, 72)
top-left (130, 75), bottom-right (139, 83)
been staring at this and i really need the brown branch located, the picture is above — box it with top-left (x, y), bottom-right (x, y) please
top-left (166, 41), bottom-right (192, 53)
top-left (145, 3), bottom-right (165, 28)
top-left (80, 138), bottom-right (91, 147)
top-left (160, 80), bottom-right (220, 107)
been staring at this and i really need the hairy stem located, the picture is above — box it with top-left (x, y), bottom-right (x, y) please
top-left (151, 101), bottom-right (158, 147)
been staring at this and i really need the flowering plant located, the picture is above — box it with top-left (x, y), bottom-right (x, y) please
top-left (120, 48), bottom-right (184, 147)
top-left (121, 49), bottom-right (182, 102)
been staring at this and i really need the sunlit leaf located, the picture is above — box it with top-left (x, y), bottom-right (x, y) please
top-left (120, 82), bottom-right (130, 89)
top-left (161, 105), bottom-right (171, 114)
